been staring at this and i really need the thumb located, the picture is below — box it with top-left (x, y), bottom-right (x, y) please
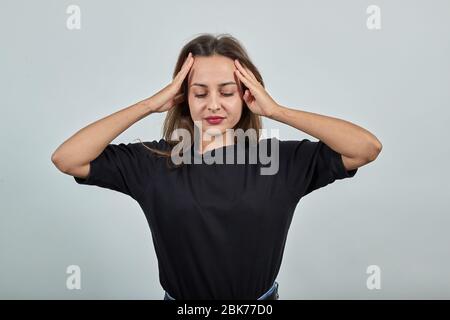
top-left (243, 89), bottom-right (250, 102)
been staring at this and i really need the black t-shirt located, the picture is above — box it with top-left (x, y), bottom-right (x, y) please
top-left (74, 137), bottom-right (357, 299)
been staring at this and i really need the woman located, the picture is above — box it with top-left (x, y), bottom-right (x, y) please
top-left (51, 33), bottom-right (382, 300)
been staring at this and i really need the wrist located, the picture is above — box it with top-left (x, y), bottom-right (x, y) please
top-left (138, 97), bottom-right (157, 115)
top-left (267, 104), bottom-right (284, 120)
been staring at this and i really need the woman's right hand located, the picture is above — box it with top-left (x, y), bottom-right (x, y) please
top-left (148, 52), bottom-right (195, 113)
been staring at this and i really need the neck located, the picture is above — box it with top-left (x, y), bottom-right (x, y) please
top-left (198, 130), bottom-right (234, 154)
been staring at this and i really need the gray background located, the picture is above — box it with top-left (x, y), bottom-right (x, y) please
top-left (1, 0), bottom-right (449, 299)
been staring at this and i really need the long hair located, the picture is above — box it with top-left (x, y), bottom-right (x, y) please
top-left (140, 33), bottom-right (265, 169)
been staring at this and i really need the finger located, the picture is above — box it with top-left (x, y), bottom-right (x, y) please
top-left (241, 62), bottom-right (258, 83)
top-left (234, 59), bottom-right (252, 82)
top-left (175, 52), bottom-right (194, 84)
top-left (234, 59), bottom-right (258, 85)
top-left (180, 52), bottom-right (194, 74)
top-left (183, 52), bottom-right (193, 69)
top-left (235, 69), bottom-right (256, 93)
top-left (177, 53), bottom-right (192, 76)
top-left (244, 90), bottom-right (255, 106)
top-left (244, 90), bottom-right (251, 102)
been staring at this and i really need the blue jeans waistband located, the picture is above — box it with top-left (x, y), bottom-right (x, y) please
top-left (164, 281), bottom-right (279, 300)
top-left (257, 281), bottom-right (279, 300)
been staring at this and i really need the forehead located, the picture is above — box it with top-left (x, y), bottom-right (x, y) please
top-left (188, 55), bottom-right (237, 85)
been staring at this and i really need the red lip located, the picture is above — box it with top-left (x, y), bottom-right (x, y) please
top-left (205, 116), bottom-right (225, 120)
top-left (205, 116), bottom-right (225, 125)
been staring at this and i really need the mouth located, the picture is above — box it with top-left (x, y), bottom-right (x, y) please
top-left (204, 116), bottom-right (225, 125)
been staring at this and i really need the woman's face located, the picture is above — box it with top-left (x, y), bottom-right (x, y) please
top-left (187, 55), bottom-right (244, 139)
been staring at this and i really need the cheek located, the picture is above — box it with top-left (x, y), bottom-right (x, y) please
top-left (187, 98), bottom-right (201, 119)
top-left (226, 99), bottom-right (243, 120)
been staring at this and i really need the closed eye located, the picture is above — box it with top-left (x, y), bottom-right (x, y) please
top-left (195, 93), bottom-right (234, 98)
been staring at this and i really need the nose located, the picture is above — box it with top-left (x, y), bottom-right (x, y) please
top-left (207, 97), bottom-right (221, 112)
top-left (207, 104), bottom-right (220, 112)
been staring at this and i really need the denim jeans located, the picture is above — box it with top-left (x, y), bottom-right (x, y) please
top-left (163, 281), bottom-right (279, 300)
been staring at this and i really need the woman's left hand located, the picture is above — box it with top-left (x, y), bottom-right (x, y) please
top-left (234, 59), bottom-right (280, 118)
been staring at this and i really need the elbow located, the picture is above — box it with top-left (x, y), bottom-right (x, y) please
top-left (51, 151), bottom-right (59, 165)
top-left (51, 151), bottom-right (70, 173)
top-left (366, 139), bottom-right (383, 162)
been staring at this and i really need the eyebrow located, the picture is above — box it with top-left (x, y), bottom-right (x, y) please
top-left (190, 82), bottom-right (237, 88)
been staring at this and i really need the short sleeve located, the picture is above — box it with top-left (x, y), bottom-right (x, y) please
top-left (73, 141), bottom-right (157, 200)
top-left (279, 138), bottom-right (358, 200)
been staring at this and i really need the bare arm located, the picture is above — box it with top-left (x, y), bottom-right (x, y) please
top-left (233, 59), bottom-right (382, 171)
top-left (51, 52), bottom-right (195, 178)
top-left (50, 98), bottom-right (156, 178)
top-left (269, 106), bottom-right (382, 169)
